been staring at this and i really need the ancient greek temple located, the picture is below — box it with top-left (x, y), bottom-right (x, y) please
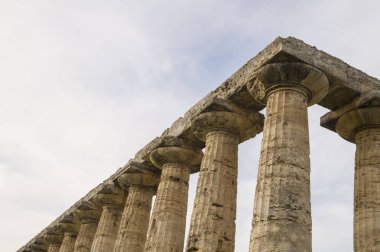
top-left (18, 37), bottom-right (380, 252)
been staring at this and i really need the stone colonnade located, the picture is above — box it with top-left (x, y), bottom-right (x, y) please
top-left (22, 61), bottom-right (380, 252)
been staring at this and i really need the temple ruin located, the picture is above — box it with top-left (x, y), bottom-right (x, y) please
top-left (18, 37), bottom-right (380, 252)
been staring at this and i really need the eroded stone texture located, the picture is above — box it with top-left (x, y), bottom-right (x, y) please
top-left (90, 183), bottom-right (126, 252)
top-left (59, 233), bottom-right (77, 252)
top-left (248, 62), bottom-right (328, 252)
top-left (145, 146), bottom-right (203, 252)
top-left (113, 172), bottom-right (159, 252)
top-left (73, 201), bottom-right (101, 252)
top-left (336, 106), bottom-right (380, 252)
top-left (48, 244), bottom-right (61, 252)
top-left (186, 111), bottom-right (260, 252)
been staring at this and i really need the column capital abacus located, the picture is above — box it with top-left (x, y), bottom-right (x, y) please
top-left (44, 227), bottom-right (63, 245)
top-left (248, 62), bottom-right (329, 106)
top-left (336, 106), bottom-right (380, 142)
top-left (118, 172), bottom-right (159, 189)
top-left (191, 110), bottom-right (262, 143)
top-left (91, 182), bottom-right (126, 209)
top-left (150, 146), bottom-right (203, 173)
top-left (58, 215), bottom-right (79, 236)
top-left (74, 200), bottom-right (101, 224)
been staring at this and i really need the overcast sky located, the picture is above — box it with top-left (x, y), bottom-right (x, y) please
top-left (1, 0), bottom-right (379, 251)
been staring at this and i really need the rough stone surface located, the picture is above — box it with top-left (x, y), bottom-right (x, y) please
top-left (90, 184), bottom-right (126, 252)
top-left (114, 172), bottom-right (158, 252)
top-left (58, 233), bottom-right (77, 252)
top-left (250, 88), bottom-right (313, 252)
top-left (18, 37), bottom-right (380, 252)
top-left (48, 244), bottom-right (61, 252)
top-left (145, 146), bottom-right (202, 252)
top-left (73, 201), bottom-right (101, 252)
top-left (186, 110), bottom-right (259, 251)
top-left (336, 106), bottom-right (380, 251)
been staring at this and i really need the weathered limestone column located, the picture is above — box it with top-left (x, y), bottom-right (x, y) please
top-left (56, 215), bottom-right (79, 252)
top-left (336, 106), bottom-right (380, 252)
top-left (145, 142), bottom-right (203, 252)
top-left (247, 62), bottom-right (329, 252)
top-left (73, 201), bottom-right (101, 252)
top-left (186, 110), bottom-right (262, 252)
top-left (113, 172), bottom-right (159, 252)
top-left (30, 238), bottom-right (48, 252)
top-left (45, 230), bottom-right (63, 252)
top-left (90, 183), bottom-right (126, 252)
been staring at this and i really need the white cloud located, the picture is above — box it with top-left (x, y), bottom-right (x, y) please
top-left (0, 0), bottom-right (379, 251)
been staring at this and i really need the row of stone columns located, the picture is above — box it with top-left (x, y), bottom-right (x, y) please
top-left (32, 61), bottom-right (379, 252)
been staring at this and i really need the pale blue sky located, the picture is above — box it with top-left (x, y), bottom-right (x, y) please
top-left (0, 0), bottom-right (379, 251)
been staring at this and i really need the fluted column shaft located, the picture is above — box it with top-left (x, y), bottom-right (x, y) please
top-left (59, 232), bottom-right (77, 252)
top-left (248, 62), bottom-right (328, 252)
top-left (250, 89), bottom-right (311, 251)
top-left (74, 223), bottom-right (98, 252)
top-left (90, 184), bottom-right (125, 252)
top-left (145, 163), bottom-right (190, 251)
top-left (354, 127), bottom-right (380, 251)
top-left (91, 206), bottom-right (122, 251)
top-left (187, 130), bottom-right (238, 251)
top-left (336, 106), bottom-right (380, 251)
top-left (114, 185), bottom-right (155, 252)
top-left (48, 244), bottom-right (61, 252)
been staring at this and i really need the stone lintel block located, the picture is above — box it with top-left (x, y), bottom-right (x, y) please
top-left (123, 160), bottom-right (159, 174)
top-left (91, 182), bottom-right (126, 208)
top-left (74, 201), bottom-right (101, 224)
top-left (336, 106), bottom-right (380, 142)
top-left (248, 62), bottom-right (329, 106)
top-left (191, 110), bottom-right (263, 143)
top-left (118, 172), bottom-right (159, 189)
top-left (150, 146), bottom-right (203, 173)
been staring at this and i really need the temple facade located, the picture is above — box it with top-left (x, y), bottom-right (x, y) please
top-left (18, 37), bottom-right (380, 252)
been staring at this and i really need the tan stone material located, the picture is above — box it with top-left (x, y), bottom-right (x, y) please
top-left (59, 232), bottom-right (77, 252)
top-left (45, 231), bottom-right (63, 252)
top-left (90, 183), bottom-right (126, 252)
top-left (113, 172), bottom-right (159, 252)
top-left (145, 145), bottom-right (203, 252)
top-left (73, 201), bottom-right (101, 252)
top-left (48, 244), bottom-right (61, 252)
top-left (336, 106), bottom-right (380, 251)
top-left (186, 110), bottom-right (260, 251)
top-left (248, 62), bottom-right (328, 252)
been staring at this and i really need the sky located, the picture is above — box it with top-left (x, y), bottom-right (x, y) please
top-left (0, 0), bottom-right (379, 251)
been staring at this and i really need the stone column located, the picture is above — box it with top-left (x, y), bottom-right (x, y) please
top-left (145, 143), bottom-right (203, 252)
top-left (186, 110), bottom-right (261, 252)
top-left (58, 216), bottom-right (79, 252)
top-left (45, 231), bottom-right (63, 252)
top-left (113, 172), bottom-right (159, 252)
top-left (336, 106), bottom-right (380, 252)
top-left (73, 201), bottom-right (101, 252)
top-left (90, 183), bottom-right (126, 252)
top-left (247, 62), bottom-right (329, 252)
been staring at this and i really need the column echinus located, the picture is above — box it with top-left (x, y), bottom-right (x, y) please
top-left (44, 227), bottom-right (63, 252)
top-left (145, 137), bottom-right (203, 252)
top-left (90, 182), bottom-right (126, 252)
top-left (58, 215), bottom-right (79, 252)
top-left (247, 62), bottom-right (329, 252)
top-left (186, 102), bottom-right (264, 252)
top-left (335, 102), bottom-right (380, 251)
top-left (113, 170), bottom-right (159, 252)
top-left (73, 201), bottom-right (101, 252)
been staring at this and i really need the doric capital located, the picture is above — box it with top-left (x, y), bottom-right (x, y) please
top-left (58, 215), bottom-right (79, 235)
top-left (44, 227), bottom-right (63, 245)
top-left (248, 62), bottom-right (329, 105)
top-left (191, 111), bottom-right (261, 142)
top-left (91, 182), bottom-right (126, 208)
top-left (150, 146), bottom-right (203, 173)
top-left (336, 106), bottom-right (380, 142)
top-left (118, 172), bottom-right (159, 189)
top-left (74, 201), bottom-right (101, 224)
top-left (29, 238), bottom-right (48, 251)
